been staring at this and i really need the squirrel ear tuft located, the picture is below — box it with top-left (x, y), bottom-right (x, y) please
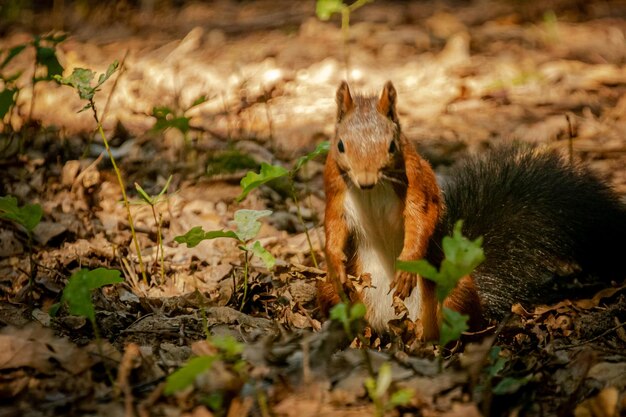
top-left (336, 81), bottom-right (354, 121)
top-left (377, 81), bottom-right (398, 123)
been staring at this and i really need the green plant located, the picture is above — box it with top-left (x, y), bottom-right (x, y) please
top-left (175, 209), bottom-right (275, 309)
top-left (205, 150), bottom-right (258, 177)
top-left (0, 45), bottom-right (25, 126)
top-left (50, 267), bottom-right (124, 384)
top-left (0, 33), bottom-right (65, 133)
top-left (237, 141), bottom-right (330, 267)
top-left (365, 362), bottom-right (414, 417)
top-left (55, 61), bottom-right (148, 284)
top-left (330, 301), bottom-right (366, 340)
top-left (164, 335), bottom-right (245, 396)
top-left (0, 195), bottom-right (42, 232)
top-left (396, 220), bottom-right (485, 347)
top-left (29, 33), bottom-right (66, 123)
top-left (52, 268), bottom-right (123, 326)
top-left (316, 0), bottom-right (373, 71)
top-left (151, 94), bottom-right (208, 158)
top-left (0, 195), bottom-right (43, 285)
top-left (479, 346), bottom-right (531, 397)
top-left (134, 175), bottom-right (173, 284)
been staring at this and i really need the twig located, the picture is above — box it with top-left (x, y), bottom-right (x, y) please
top-left (555, 321), bottom-right (626, 350)
top-left (101, 49), bottom-right (129, 126)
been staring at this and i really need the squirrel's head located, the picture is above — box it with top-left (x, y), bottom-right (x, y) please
top-left (332, 81), bottom-right (401, 190)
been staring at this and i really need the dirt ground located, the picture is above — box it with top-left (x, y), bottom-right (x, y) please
top-left (1, 1), bottom-right (625, 416)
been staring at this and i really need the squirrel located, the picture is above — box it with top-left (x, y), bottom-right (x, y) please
top-left (318, 80), bottom-right (626, 341)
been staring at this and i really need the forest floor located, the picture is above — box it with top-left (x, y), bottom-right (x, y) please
top-left (1, 1), bottom-right (625, 416)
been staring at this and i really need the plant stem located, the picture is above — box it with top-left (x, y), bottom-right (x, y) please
top-left (91, 100), bottom-right (147, 284)
top-left (91, 318), bottom-right (116, 386)
top-left (28, 57), bottom-right (37, 125)
top-left (240, 249), bottom-right (249, 310)
top-left (157, 212), bottom-right (165, 284)
top-left (290, 182), bottom-right (318, 268)
top-left (149, 205), bottom-right (165, 285)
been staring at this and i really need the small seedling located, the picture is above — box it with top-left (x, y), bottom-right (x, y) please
top-left (0, 195), bottom-right (43, 285)
top-left (151, 94), bottom-right (208, 160)
top-left (316, 0), bottom-right (373, 71)
top-left (0, 195), bottom-right (42, 232)
top-left (52, 268), bottom-right (123, 325)
top-left (164, 335), bottom-right (245, 395)
top-left (55, 61), bottom-right (148, 284)
top-left (175, 209), bottom-right (275, 309)
top-left (29, 33), bottom-right (66, 123)
top-left (330, 301), bottom-right (366, 340)
top-left (365, 362), bottom-right (414, 417)
top-left (49, 267), bottom-right (123, 384)
top-left (0, 44), bottom-right (26, 126)
top-left (237, 141), bottom-right (330, 267)
top-left (134, 175), bottom-right (173, 284)
top-left (397, 220), bottom-right (485, 347)
top-left (1, 33), bottom-right (65, 135)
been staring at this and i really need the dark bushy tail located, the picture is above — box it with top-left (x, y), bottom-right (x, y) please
top-left (427, 146), bottom-right (626, 320)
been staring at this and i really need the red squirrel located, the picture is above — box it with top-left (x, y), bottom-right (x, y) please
top-left (319, 81), bottom-right (626, 340)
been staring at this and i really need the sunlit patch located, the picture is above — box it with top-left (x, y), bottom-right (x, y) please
top-left (263, 68), bottom-right (282, 84)
top-left (350, 68), bottom-right (363, 82)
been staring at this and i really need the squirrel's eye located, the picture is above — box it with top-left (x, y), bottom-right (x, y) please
top-left (338, 140), bottom-right (345, 153)
top-left (388, 140), bottom-right (396, 153)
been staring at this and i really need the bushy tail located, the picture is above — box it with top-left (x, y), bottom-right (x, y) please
top-left (427, 145), bottom-right (626, 320)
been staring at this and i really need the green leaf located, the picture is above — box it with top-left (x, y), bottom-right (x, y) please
top-left (174, 226), bottom-right (240, 248)
top-left (156, 175), bottom-right (173, 199)
top-left (206, 150), bottom-right (258, 177)
top-left (389, 388), bottom-right (414, 408)
top-left (439, 306), bottom-right (469, 347)
top-left (293, 141), bottom-right (330, 173)
top-left (249, 241), bottom-right (275, 269)
top-left (233, 209), bottom-right (272, 242)
top-left (151, 105), bottom-right (190, 134)
top-left (189, 94), bottom-right (208, 109)
top-left (349, 302), bottom-right (366, 320)
top-left (41, 33), bottom-right (68, 45)
top-left (0, 196), bottom-right (43, 231)
top-left (35, 46), bottom-right (63, 79)
top-left (61, 268), bottom-right (123, 322)
top-left (96, 60), bottom-right (119, 87)
top-left (316, 0), bottom-right (344, 20)
top-left (134, 176), bottom-right (172, 206)
top-left (375, 363), bottom-right (392, 399)
top-left (211, 335), bottom-right (244, 359)
top-left (396, 220), bottom-right (484, 302)
top-left (48, 302), bottom-right (61, 317)
top-left (237, 163), bottom-right (289, 202)
top-left (0, 87), bottom-right (17, 119)
top-left (164, 356), bottom-right (217, 395)
top-left (396, 259), bottom-right (438, 280)
top-left (134, 182), bottom-right (153, 204)
top-left (54, 61), bottom-right (118, 103)
top-left (1, 44), bottom-right (27, 69)
top-left (492, 375), bottom-right (532, 395)
top-left (329, 302), bottom-right (348, 324)
top-left (205, 392), bottom-right (224, 412)
top-left (487, 346), bottom-right (508, 377)
top-left (54, 68), bottom-right (96, 101)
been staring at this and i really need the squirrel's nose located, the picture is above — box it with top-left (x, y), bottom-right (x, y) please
top-left (356, 172), bottom-right (378, 189)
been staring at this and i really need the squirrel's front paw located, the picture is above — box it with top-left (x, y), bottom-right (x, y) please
top-left (390, 271), bottom-right (418, 299)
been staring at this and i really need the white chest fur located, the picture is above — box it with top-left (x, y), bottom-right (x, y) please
top-left (343, 182), bottom-right (423, 331)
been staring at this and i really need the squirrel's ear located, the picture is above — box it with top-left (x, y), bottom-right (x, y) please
top-left (377, 81), bottom-right (398, 124)
top-left (336, 81), bottom-right (354, 121)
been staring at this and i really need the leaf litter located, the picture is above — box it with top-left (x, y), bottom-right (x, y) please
top-left (0, 0), bottom-right (625, 416)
